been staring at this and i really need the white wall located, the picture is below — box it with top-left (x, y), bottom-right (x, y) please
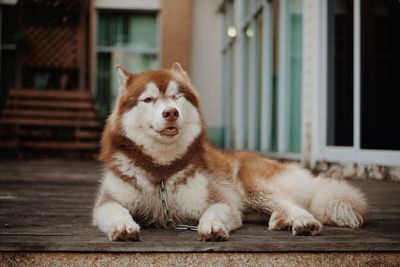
top-left (190, 0), bottom-right (222, 128)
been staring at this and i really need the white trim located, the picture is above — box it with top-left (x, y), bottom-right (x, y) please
top-left (356, 150), bottom-right (400, 166)
top-left (261, 1), bottom-right (272, 152)
top-left (353, 0), bottom-right (361, 152)
top-left (312, 0), bottom-right (328, 167)
top-left (323, 147), bottom-right (357, 162)
top-left (323, 147), bottom-right (400, 167)
top-left (277, 0), bottom-right (289, 153)
top-left (96, 0), bottom-right (160, 10)
top-left (221, 1), bottom-right (235, 149)
top-left (219, 13), bottom-right (226, 148)
top-left (234, 0), bottom-right (245, 149)
top-left (321, 0), bottom-right (329, 160)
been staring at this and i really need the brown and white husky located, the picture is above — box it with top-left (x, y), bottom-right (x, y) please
top-left (93, 63), bottom-right (367, 241)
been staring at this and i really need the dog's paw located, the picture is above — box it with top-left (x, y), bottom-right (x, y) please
top-left (109, 218), bottom-right (140, 241)
top-left (198, 220), bottom-right (229, 241)
top-left (292, 215), bottom-right (322, 236)
top-left (268, 211), bottom-right (291, 231)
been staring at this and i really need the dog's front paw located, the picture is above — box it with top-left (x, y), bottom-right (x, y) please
top-left (198, 220), bottom-right (229, 241)
top-left (268, 211), bottom-right (291, 231)
top-left (109, 218), bottom-right (141, 241)
top-left (292, 215), bottom-right (322, 236)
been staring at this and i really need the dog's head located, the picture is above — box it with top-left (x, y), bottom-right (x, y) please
top-left (109, 63), bottom-right (204, 163)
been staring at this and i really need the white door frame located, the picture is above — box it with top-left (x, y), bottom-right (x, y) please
top-left (314, 0), bottom-right (400, 167)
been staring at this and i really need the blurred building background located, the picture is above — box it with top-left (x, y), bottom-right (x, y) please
top-left (0, 0), bottom-right (399, 179)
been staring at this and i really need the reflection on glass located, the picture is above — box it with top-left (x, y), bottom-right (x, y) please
top-left (97, 12), bottom-right (157, 49)
top-left (286, 0), bottom-right (302, 153)
top-left (360, 0), bottom-right (400, 150)
top-left (327, 0), bottom-right (354, 146)
top-left (96, 12), bottom-right (158, 121)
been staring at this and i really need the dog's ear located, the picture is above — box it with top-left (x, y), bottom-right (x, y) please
top-left (171, 62), bottom-right (191, 83)
top-left (115, 65), bottom-right (132, 91)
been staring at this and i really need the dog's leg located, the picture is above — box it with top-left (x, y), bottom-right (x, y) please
top-left (93, 193), bottom-right (140, 241)
top-left (268, 198), bottom-right (323, 236)
top-left (197, 203), bottom-right (242, 241)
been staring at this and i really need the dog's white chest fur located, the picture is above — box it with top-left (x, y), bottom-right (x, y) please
top-left (103, 153), bottom-right (209, 225)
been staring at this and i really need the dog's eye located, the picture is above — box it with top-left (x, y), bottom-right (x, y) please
top-left (173, 94), bottom-right (183, 100)
top-left (142, 97), bottom-right (154, 103)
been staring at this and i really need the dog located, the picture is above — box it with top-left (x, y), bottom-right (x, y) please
top-left (93, 63), bottom-right (367, 241)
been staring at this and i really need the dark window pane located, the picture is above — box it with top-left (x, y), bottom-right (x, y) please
top-left (96, 53), bottom-right (111, 121)
top-left (22, 68), bottom-right (78, 89)
top-left (23, 0), bottom-right (81, 27)
top-left (360, 0), bottom-right (400, 150)
top-left (0, 51), bottom-right (16, 109)
top-left (327, 0), bottom-right (354, 146)
top-left (1, 6), bottom-right (17, 44)
top-left (269, 0), bottom-right (280, 152)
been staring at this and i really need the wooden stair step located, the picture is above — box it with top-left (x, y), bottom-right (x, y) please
top-left (9, 89), bottom-right (92, 100)
top-left (0, 141), bottom-right (98, 149)
top-left (0, 118), bottom-right (100, 128)
top-left (6, 99), bottom-right (93, 110)
top-left (2, 109), bottom-right (97, 120)
top-left (75, 130), bottom-right (99, 139)
top-left (0, 88), bottom-right (101, 157)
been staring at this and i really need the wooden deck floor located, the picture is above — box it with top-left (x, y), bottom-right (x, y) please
top-left (0, 160), bottom-right (399, 253)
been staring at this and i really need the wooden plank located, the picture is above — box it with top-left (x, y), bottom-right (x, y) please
top-left (0, 160), bottom-right (399, 252)
top-left (0, 118), bottom-right (99, 127)
top-left (9, 89), bottom-right (91, 100)
top-left (76, 130), bottom-right (99, 139)
top-left (2, 109), bottom-right (97, 119)
top-left (0, 129), bottom-right (99, 139)
top-left (0, 141), bottom-right (98, 149)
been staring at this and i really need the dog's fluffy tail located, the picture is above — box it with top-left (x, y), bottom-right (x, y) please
top-left (309, 177), bottom-right (368, 228)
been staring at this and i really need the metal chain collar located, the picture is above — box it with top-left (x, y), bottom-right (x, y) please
top-left (159, 180), bottom-right (198, 231)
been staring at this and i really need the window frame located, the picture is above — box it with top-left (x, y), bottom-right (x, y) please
top-left (236, 0), bottom-right (269, 151)
top-left (221, 0), bottom-right (236, 149)
top-left (314, 0), bottom-right (400, 167)
top-left (93, 5), bottom-right (161, 99)
top-left (231, 0), bottom-right (302, 160)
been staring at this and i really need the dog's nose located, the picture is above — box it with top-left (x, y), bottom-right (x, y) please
top-left (162, 107), bottom-right (179, 122)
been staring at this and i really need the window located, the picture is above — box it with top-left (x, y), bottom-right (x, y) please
top-left (95, 11), bottom-right (159, 121)
top-left (319, 0), bottom-right (400, 166)
top-left (240, 0), bottom-right (266, 151)
top-left (223, 0), bottom-right (303, 157)
top-left (285, 0), bottom-right (303, 153)
top-left (0, 5), bottom-right (17, 109)
top-left (360, 0), bottom-right (400, 150)
top-left (276, 0), bottom-right (303, 154)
